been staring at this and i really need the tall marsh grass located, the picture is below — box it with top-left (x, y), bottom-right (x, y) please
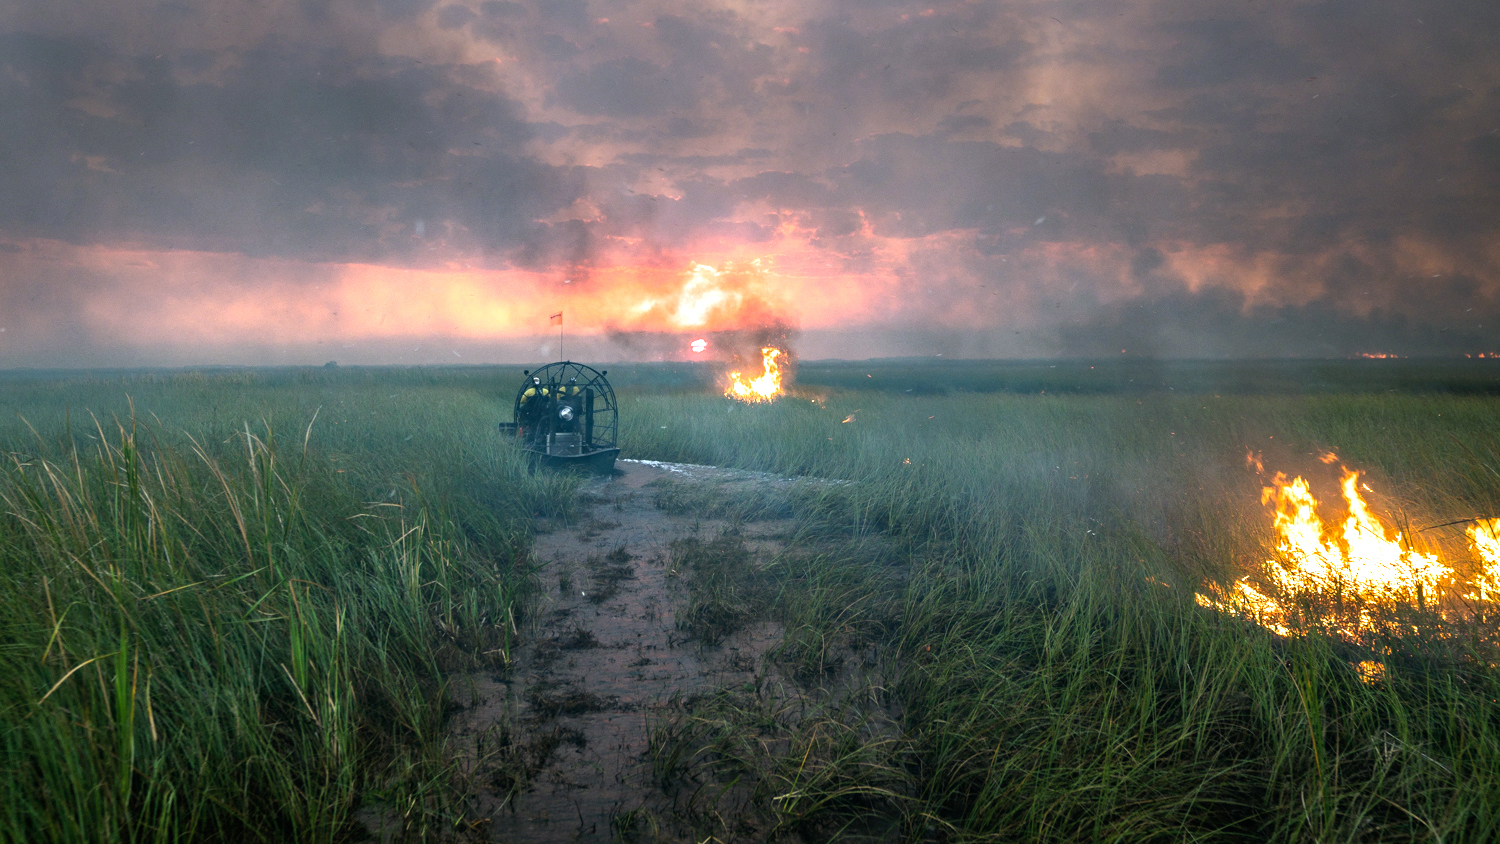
top-left (622, 380), bottom-right (1500, 841)
top-left (0, 370), bottom-right (575, 843)
top-left (7, 361), bottom-right (1499, 842)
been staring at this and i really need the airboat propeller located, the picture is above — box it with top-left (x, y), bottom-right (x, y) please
top-left (498, 361), bottom-right (620, 474)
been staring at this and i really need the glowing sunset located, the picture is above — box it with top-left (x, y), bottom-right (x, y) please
top-left (2, 0), bottom-right (1497, 366)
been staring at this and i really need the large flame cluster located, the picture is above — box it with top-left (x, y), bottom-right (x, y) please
top-left (1197, 454), bottom-right (1500, 643)
top-left (724, 347), bottom-right (785, 402)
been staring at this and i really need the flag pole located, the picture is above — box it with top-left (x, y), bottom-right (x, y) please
top-left (551, 311), bottom-right (564, 361)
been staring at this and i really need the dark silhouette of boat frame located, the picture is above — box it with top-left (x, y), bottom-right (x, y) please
top-left (498, 361), bottom-right (619, 474)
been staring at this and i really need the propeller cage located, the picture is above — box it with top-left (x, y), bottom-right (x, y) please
top-left (509, 361), bottom-right (618, 460)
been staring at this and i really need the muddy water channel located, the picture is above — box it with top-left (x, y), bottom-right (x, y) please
top-left (449, 460), bottom-right (793, 843)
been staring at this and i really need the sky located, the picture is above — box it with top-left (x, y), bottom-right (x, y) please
top-left (1, 0), bottom-right (1499, 366)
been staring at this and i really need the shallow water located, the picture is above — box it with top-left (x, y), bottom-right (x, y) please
top-left (449, 461), bottom-right (789, 843)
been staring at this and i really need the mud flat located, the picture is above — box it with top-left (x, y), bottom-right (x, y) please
top-left (448, 459), bottom-right (792, 843)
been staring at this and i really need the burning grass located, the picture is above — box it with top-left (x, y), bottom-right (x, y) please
top-left (1196, 454), bottom-right (1500, 647)
top-left (725, 346), bottom-right (787, 402)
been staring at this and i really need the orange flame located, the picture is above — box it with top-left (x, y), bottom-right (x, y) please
top-left (725, 347), bottom-right (784, 402)
top-left (1197, 456), bottom-right (1453, 642)
top-left (1245, 449), bottom-right (1264, 474)
top-left (1197, 465), bottom-right (1500, 677)
top-left (1194, 579), bottom-right (1291, 636)
top-left (1467, 518), bottom-right (1500, 602)
top-left (1259, 469), bottom-right (1448, 607)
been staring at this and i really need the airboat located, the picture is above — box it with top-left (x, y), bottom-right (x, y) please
top-left (498, 361), bottom-right (620, 474)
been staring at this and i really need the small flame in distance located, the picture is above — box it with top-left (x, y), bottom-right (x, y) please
top-left (725, 347), bottom-right (784, 402)
top-left (690, 338), bottom-right (707, 353)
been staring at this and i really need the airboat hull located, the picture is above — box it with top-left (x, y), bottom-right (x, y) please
top-left (522, 446), bottom-right (620, 475)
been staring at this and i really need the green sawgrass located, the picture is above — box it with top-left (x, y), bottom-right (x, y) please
top-left (8, 363), bottom-right (1500, 842)
top-left (623, 383), bottom-right (1500, 842)
top-left (0, 370), bottom-right (576, 843)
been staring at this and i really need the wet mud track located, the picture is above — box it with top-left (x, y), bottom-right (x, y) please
top-left (449, 460), bottom-right (790, 843)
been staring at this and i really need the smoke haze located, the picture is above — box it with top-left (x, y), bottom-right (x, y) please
top-left (2, 0), bottom-right (1498, 365)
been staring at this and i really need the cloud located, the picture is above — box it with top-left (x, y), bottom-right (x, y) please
top-left (1, 0), bottom-right (1499, 364)
top-left (554, 56), bottom-right (697, 117)
top-left (1153, 17), bottom-right (1316, 89)
top-left (0, 30), bottom-right (580, 266)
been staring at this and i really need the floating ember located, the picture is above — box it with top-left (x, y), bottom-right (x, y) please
top-left (725, 347), bottom-right (784, 402)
